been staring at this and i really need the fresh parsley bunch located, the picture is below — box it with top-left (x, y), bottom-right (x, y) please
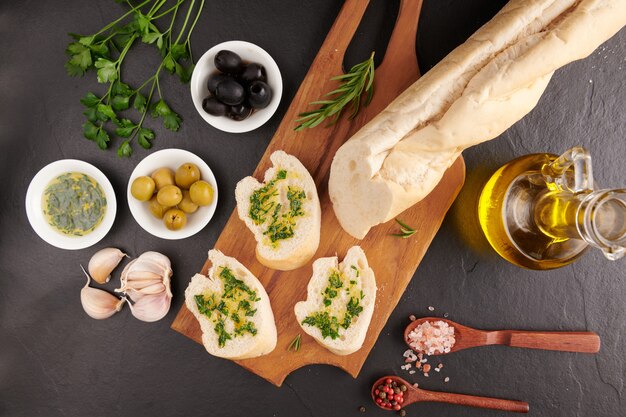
top-left (65, 0), bottom-right (205, 157)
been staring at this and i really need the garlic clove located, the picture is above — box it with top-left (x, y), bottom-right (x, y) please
top-left (88, 248), bottom-right (127, 284)
top-left (134, 282), bottom-right (166, 295)
top-left (125, 271), bottom-right (163, 281)
top-left (118, 278), bottom-right (162, 291)
top-left (126, 292), bottom-right (171, 322)
top-left (80, 266), bottom-right (125, 320)
top-left (139, 251), bottom-right (172, 270)
top-left (127, 258), bottom-right (170, 278)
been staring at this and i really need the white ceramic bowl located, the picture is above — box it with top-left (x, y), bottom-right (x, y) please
top-left (190, 40), bottom-right (282, 133)
top-left (127, 149), bottom-right (218, 240)
top-left (25, 159), bottom-right (117, 250)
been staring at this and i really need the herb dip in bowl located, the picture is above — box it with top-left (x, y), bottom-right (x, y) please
top-left (25, 160), bottom-right (116, 250)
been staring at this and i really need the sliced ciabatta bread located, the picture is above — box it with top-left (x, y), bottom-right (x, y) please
top-left (235, 150), bottom-right (321, 271)
top-left (294, 246), bottom-right (376, 355)
top-left (184, 249), bottom-right (277, 359)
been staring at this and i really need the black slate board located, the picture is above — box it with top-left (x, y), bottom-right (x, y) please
top-left (0, 0), bottom-right (624, 416)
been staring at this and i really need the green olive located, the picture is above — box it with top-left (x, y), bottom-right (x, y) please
top-left (175, 162), bottom-right (201, 189)
top-left (157, 185), bottom-right (183, 207)
top-left (189, 180), bottom-right (214, 206)
top-left (148, 195), bottom-right (170, 219)
top-left (178, 190), bottom-right (199, 214)
top-left (163, 208), bottom-right (187, 231)
top-left (131, 176), bottom-right (155, 201)
top-left (151, 167), bottom-right (175, 190)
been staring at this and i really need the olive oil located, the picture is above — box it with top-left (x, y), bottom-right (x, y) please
top-left (478, 149), bottom-right (626, 270)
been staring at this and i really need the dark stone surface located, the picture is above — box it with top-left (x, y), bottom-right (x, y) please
top-left (0, 1), bottom-right (624, 416)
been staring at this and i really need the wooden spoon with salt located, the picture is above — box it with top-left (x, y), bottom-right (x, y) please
top-left (371, 376), bottom-right (529, 413)
top-left (404, 317), bottom-right (601, 355)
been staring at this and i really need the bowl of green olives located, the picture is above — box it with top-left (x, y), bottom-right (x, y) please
top-left (191, 41), bottom-right (282, 133)
top-left (127, 149), bottom-right (218, 240)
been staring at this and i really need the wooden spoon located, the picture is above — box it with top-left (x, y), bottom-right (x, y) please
top-left (404, 317), bottom-right (601, 355)
top-left (371, 376), bottom-right (529, 413)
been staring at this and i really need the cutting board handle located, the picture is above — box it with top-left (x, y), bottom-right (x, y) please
top-left (378, 0), bottom-right (422, 76)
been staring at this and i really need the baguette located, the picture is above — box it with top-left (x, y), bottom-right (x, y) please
top-left (294, 246), bottom-right (376, 355)
top-left (236, 150), bottom-right (321, 270)
top-left (329, 0), bottom-right (626, 239)
top-left (184, 249), bottom-right (277, 359)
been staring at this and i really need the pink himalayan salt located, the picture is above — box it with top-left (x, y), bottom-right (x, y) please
top-left (407, 320), bottom-right (456, 355)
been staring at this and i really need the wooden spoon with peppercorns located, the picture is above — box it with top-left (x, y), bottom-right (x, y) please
top-left (404, 317), bottom-right (601, 355)
top-left (371, 376), bottom-right (529, 413)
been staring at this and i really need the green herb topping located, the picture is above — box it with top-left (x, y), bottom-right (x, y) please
top-left (194, 266), bottom-right (260, 348)
top-left (43, 172), bottom-right (107, 236)
top-left (302, 267), bottom-right (365, 339)
top-left (248, 170), bottom-right (308, 246)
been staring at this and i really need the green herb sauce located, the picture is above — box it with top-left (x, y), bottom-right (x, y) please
top-left (194, 266), bottom-right (260, 348)
top-left (302, 267), bottom-right (365, 340)
top-left (42, 172), bottom-right (106, 236)
top-left (248, 169), bottom-right (308, 246)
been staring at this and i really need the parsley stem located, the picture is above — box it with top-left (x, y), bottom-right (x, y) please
top-left (152, 0), bottom-right (185, 20)
top-left (173, 0), bottom-right (196, 45)
top-left (185, 0), bottom-right (205, 44)
top-left (130, 63), bottom-right (163, 140)
top-left (91, 0), bottom-right (152, 38)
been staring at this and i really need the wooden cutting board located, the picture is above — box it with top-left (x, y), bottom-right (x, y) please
top-left (172, 0), bottom-right (465, 386)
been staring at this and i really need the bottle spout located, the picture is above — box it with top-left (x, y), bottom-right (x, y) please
top-left (579, 190), bottom-right (626, 261)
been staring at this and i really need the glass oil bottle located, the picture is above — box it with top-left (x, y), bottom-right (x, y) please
top-left (478, 147), bottom-right (626, 270)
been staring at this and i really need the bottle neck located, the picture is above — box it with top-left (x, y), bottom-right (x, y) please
top-left (534, 189), bottom-right (626, 260)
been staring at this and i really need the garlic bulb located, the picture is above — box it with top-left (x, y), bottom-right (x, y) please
top-left (80, 266), bottom-right (125, 319)
top-left (88, 247), bottom-right (127, 284)
top-left (115, 251), bottom-right (173, 322)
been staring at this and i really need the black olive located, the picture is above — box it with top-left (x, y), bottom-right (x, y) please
top-left (202, 96), bottom-right (228, 117)
top-left (214, 50), bottom-right (243, 74)
top-left (215, 78), bottom-right (245, 106)
top-left (227, 104), bottom-right (252, 121)
top-left (240, 63), bottom-right (267, 83)
top-left (247, 80), bottom-right (272, 109)
top-left (207, 73), bottom-right (231, 95)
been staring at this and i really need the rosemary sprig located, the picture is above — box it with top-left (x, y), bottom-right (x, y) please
top-left (294, 51), bottom-right (375, 131)
top-left (391, 218), bottom-right (416, 238)
top-left (288, 333), bottom-right (302, 352)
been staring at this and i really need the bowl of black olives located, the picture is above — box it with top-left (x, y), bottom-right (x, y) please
top-left (191, 41), bottom-right (282, 133)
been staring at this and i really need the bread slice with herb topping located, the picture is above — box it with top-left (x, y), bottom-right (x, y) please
top-left (294, 246), bottom-right (376, 355)
top-left (184, 249), bottom-right (277, 360)
top-left (235, 150), bottom-right (321, 271)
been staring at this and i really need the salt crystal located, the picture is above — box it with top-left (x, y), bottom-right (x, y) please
top-left (428, 306), bottom-right (435, 311)
top-left (435, 368), bottom-right (441, 372)
top-left (409, 370), bottom-right (416, 375)
top-left (409, 315), bottom-right (416, 321)
top-left (413, 383), bottom-right (419, 388)
top-left (424, 373), bottom-right (429, 377)
top-left (444, 377), bottom-right (450, 383)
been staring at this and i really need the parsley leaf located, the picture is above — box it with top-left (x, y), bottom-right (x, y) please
top-left (117, 140), bottom-right (133, 157)
top-left (94, 58), bottom-right (117, 83)
top-left (80, 92), bottom-right (100, 108)
top-left (137, 128), bottom-right (154, 149)
top-left (163, 111), bottom-right (181, 131)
